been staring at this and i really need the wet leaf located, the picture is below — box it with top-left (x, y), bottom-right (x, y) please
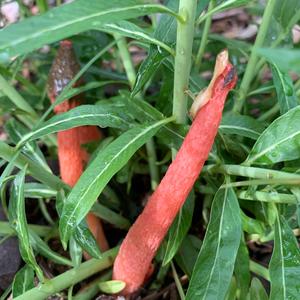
top-left (269, 216), bottom-right (300, 299)
top-left (247, 106), bottom-right (300, 165)
top-left (270, 63), bottom-right (297, 114)
top-left (186, 187), bottom-right (242, 300)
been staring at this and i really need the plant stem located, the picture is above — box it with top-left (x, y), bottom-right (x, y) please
top-left (233, 0), bottom-right (277, 113)
top-left (0, 141), bottom-right (67, 191)
top-left (257, 103), bottom-right (279, 122)
top-left (195, 0), bottom-right (215, 69)
top-left (237, 191), bottom-right (296, 204)
top-left (204, 164), bottom-right (300, 180)
top-left (222, 178), bottom-right (300, 189)
top-left (172, 0), bottom-right (197, 125)
top-left (249, 260), bottom-right (270, 281)
top-left (36, 0), bottom-right (49, 13)
top-left (73, 270), bottom-right (112, 300)
top-left (171, 262), bottom-right (185, 300)
top-left (14, 247), bottom-right (118, 300)
top-left (113, 33), bottom-right (160, 189)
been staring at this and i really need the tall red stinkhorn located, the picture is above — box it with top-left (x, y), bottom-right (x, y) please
top-left (48, 40), bottom-right (109, 252)
top-left (113, 50), bottom-right (237, 294)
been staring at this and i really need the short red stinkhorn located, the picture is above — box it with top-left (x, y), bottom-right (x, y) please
top-left (113, 50), bottom-right (237, 294)
top-left (48, 40), bottom-right (108, 252)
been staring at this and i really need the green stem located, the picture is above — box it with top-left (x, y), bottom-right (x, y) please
top-left (171, 262), bottom-right (185, 300)
top-left (204, 164), bottom-right (300, 180)
top-left (146, 138), bottom-right (160, 190)
top-left (36, 0), bottom-right (49, 13)
top-left (233, 0), bottom-right (277, 113)
top-left (195, 0), bottom-right (215, 68)
top-left (172, 0), bottom-right (197, 124)
top-left (73, 270), bottom-right (112, 300)
top-left (0, 141), bottom-right (67, 191)
top-left (238, 190), bottom-right (296, 204)
top-left (14, 247), bottom-right (118, 300)
top-left (113, 33), bottom-right (160, 189)
top-left (222, 178), bottom-right (300, 189)
top-left (257, 103), bottom-right (279, 122)
top-left (249, 260), bottom-right (270, 281)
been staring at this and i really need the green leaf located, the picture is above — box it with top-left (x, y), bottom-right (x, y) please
top-left (247, 278), bottom-right (268, 300)
top-left (21, 104), bottom-right (131, 144)
top-left (273, 0), bottom-right (300, 32)
top-left (120, 93), bottom-right (187, 149)
top-left (0, 0), bottom-right (178, 60)
top-left (29, 230), bottom-right (73, 267)
top-left (270, 63), bottom-right (298, 114)
top-left (186, 187), bottom-right (242, 300)
top-left (234, 237), bottom-right (250, 299)
top-left (256, 48), bottom-right (300, 74)
top-left (69, 236), bottom-right (83, 267)
top-left (5, 119), bottom-right (51, 172)
top-left (12, 266), bottom-right (34, 298)
top-left (132, 0), bottom-right (178, 96)
top-left (0, 141), bottom-right (67, 191)
top-left (220, 113), bottom-right (266, 140)
top-left (98, 21), bottom-right (174, 55)
top-left (269, 216), bottom-right (300, 300)
top-left (59, 118), bottom-right (174, 246)
top-left (91, 202), bottom-right (131, 229)
top-left (246, 106), bottom-right (300, 165)
top-left (163, 191), bottom-right (194, 265)
top-left (24, 183), bottom-right (57, 199)
top-left (56, 190), bottom-right (102, 259)
top-left (8, 167), bottom-right (44, 281)
top-left (175, 235), bottom-right (202, 278)
top-left (98, 280), bottom-right (126, 294)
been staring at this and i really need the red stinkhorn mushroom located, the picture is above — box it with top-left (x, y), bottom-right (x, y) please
top-left (48, 40), bottom-right (108, 252)
top-left (113, 50), bottom-right (237, 294)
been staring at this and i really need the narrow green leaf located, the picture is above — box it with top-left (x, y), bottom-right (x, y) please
top-left (270, 63), bottom-right (298, 114)
top-left (273, 0), bottom-right (300, 32)
top-left (163, 191), bottom-right (194, 265)
top-left (175, 235), bottom-right (202, 278)
top-left (73, 221), bottom-right (102, 259)
top-left (12, 266), bottom-right (34, 298)
top-left (0, 141), bottom-right (67, 191)
top-left (59, 118), bottom-right (174, 246)
top-left (98, 280), bottom-right (126, 294)
top-left (98, 21), bottom-right (174, 55)
top-left (0, 0), bottom-right (178, 60)
top-left (5, 119), bottom-right (51, 172)
top-left (29, 230), bottom-right (73, 267)
top-left (246, 106), bottom-right (300, 165)
top-left (269, 216), bottom-right (300, 299)
top-left (234, 236), bottom-right (250, 299)
top-left (8, 167), bottom-right (44, 281)
top-left (220, 113), bottom-right (265, 140)
top-left (256, 48), bottom-right (300, 74)
top-left (24, 183), bottom-right (57, 199)
top-left (69, 237), bottom-right (83, 267)
top-left (247, 278), bottom-right (268, 300)
top-left (21, 104), bottom-right (131, 144)
top-left (91, 202), bottom-right (131, 230)
top-left (186, 187), bottom-right (242, 300)
top-left (132, 0), bottom-right (178, 96)
top-left (56, 190), bottom-right (102, 259)
top-left (120, 93), bottom-right (187, 149)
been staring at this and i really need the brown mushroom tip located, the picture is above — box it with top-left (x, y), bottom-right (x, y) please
top-left (60, 40), bottom-right (73, 48)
